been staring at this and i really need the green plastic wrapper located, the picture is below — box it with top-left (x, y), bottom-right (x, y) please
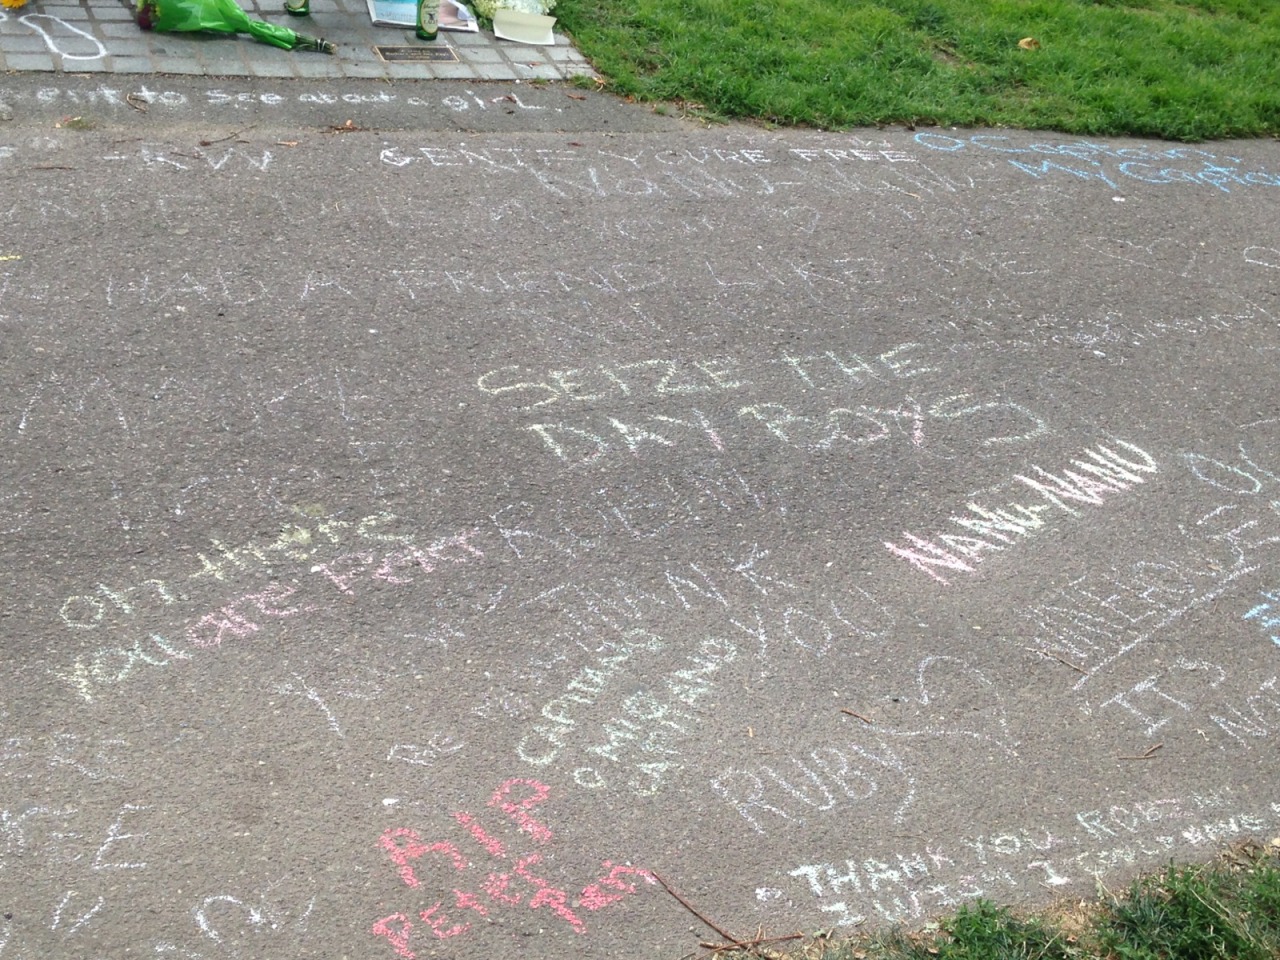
top-left (135, 0), bottom-right (334, 52)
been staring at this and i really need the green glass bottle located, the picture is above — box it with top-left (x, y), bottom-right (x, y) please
top-left (284, 0), bottom-right (309, 16)
top-left (415, 0), bottom-right (438, 40)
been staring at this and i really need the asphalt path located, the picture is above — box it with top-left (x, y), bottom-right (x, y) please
top-left (1, 73), bottom-right (1279, 960)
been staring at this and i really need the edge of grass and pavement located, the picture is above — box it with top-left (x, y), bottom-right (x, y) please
top-left (553, 0), bottom-right (1280, 140)
top-left (675, 838), bottom-right (1280, 960)
top-left (547, 1), bottom-right (1280, 953)
top-left (2, 4), bottom-right (1273, 960)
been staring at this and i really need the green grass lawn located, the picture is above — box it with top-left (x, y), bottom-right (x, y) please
top-left (552, 0), bottom-right (1280, 139)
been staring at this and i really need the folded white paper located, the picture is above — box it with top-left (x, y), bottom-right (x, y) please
top-left (492, 8), bottom-right (555, 44)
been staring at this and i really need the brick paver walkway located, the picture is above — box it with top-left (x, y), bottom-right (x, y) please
top-left (0, 0), bottom-right (596, 80)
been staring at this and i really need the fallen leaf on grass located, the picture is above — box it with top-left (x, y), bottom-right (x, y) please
top-left (1018, 36), bottom-right (1040, 49)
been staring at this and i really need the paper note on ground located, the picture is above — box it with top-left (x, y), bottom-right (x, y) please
top-left (492, 8), bottom-right (555, 43)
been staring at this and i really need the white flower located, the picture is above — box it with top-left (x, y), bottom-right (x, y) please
top-left (473, 0), bottom-right (554, 19)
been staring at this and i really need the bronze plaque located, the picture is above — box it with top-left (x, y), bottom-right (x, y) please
top-left (374, 44), bottom-right (459, 62)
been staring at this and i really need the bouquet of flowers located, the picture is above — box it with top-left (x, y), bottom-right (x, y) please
top-left (135, 0), bottom-right (335, 51)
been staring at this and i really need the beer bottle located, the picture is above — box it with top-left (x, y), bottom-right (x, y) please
top-left (415, 0), bottom-right (438, 39)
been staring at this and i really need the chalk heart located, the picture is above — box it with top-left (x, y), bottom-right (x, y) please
top-left (780, 205), bottom-right (820, 235)
top-left (1243, 245), bottom-right (1280, 271)
top-left (1088, 235), bottom-right (1198, 279)
top-left (885, 655), bottom-right (1015, 753)
top-left (1241, 419), bottom-right (1280, 467)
